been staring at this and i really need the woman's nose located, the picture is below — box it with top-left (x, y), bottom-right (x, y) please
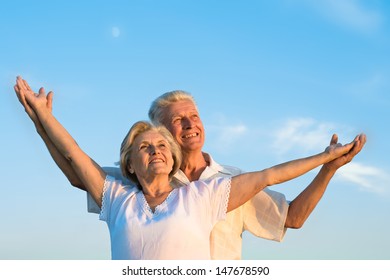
top-left (149, 145), bottom-right (160, 155)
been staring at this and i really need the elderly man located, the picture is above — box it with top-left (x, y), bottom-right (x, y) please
top-left (15, 78), bottom-right (363, 259)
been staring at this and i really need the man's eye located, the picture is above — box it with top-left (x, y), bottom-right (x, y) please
top-left (173, 118), bottom-right (181, 124)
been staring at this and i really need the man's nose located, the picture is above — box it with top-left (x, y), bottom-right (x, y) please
top-left (182, 117), bottom-right (194, 129)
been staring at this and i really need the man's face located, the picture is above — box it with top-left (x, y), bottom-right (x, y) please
top-left (161, 100), bottom-right (205, 153)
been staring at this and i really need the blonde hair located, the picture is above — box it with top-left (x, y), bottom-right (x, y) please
top-left (148, 90), bottom-right (198, 125)
top-left (119, 121), bottom-right (182, 186)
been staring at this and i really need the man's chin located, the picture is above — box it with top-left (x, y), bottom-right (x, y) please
top-left (180, 142), bottom-right (203, 153)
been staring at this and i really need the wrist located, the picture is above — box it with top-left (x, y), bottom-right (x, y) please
top-left (321, 162), bottom-right (338, 174)
top-left (35, 124), bottom-right (45, 135)
top-left (36, 109), bottom-right (52, 123)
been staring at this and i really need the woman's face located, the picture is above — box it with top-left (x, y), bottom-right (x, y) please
top-left (129, 130), bottom-right (174, 182)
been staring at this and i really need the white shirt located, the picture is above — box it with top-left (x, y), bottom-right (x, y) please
top-left (99, 175), bottom-right (231, 260)
top-left (88, 153), bottom-right (289, 259)
top-left (173, 153), bottom-right (289, 260)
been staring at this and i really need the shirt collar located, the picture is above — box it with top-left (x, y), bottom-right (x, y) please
top-left (172, 152), bottom-right (233, 186)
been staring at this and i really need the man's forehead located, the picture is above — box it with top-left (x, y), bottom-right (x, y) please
top-left (165, 101), bottom-right (198, 116)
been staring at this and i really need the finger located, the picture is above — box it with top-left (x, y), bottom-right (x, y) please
top-left (35, 87), bottom-right (45, 98)
top-left (330, 134), bottom-right (338, 145)
top-left (16, 76), bottom-right (27, 90)
top-left (348, 134), bottom-right (363, 149)
top-left (13, 84), bottom-right (20, 94)
top-left (14, 85), bottom-right (24, 104)
top-left (353, 134), bottom-right (367, 153)
top-left (344, 137), bottom-right (365, 162)
top-left (359, 134), bottom-right (367, 145)
top-left (38, 87), bottom-right (46, 95)
top-left (23, 79), bottom-right (33, 91)
top-left (14, 84), bottom-right (25, 102)
top-left (14, 85), bottom-right (31, 113)
top-left (341, 141), bottom-right (355, 153)
top-left (348, 140), bottom-right (362, 157)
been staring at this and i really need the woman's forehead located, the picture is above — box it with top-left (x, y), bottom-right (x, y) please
top-left (135, 130), bottom-right (167, 143)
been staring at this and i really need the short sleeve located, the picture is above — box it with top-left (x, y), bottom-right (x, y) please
top-left (99, 175), bottom-right (116, 222)
top-left (242, 187), bottom-right (289, 241)
top-left (192, 177), bottom-right (232, 225)
top-left (88, 167), bottom-right (132, 214)
top-left (99, 175), bottom-right (138, 224)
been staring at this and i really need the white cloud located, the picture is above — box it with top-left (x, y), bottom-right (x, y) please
top-left (271, 117), bottom-right (343, 155)
top-left (206, 123), bottom-right (247, 152)
top-left (270, 117), bottom-right (388, 195)
top-left (206, 115), bottom-right (387, 196)
top-left (337, 162), bottom-right (390, 194)
top-left (303, 0), bottom-right (383, 33)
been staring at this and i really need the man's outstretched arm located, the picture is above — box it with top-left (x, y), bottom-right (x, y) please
top-left (285, 134), bottom-right (366, 229)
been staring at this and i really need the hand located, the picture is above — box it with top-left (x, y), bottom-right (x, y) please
top-left (324, 133), bottom-right (365, 161)
top-left (14, 76), bottom-right (53, 125)
top-left (324, 134), bottom-right (366, 171)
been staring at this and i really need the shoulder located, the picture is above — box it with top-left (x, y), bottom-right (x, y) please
top-left (204, 152), bottom-right (243, 176)
top-left (188, 177), bottom-right (231, 195)
top-left (104, 175), bottom-right (139, 198)
top-left (220, 164), bottom-right (243, 176)
top-left (100, 176), bottom-right (140, 221)
top-left (102, 166), bottom-right (132, 185)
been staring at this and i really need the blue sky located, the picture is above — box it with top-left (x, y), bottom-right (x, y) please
top-left (1, 0), bottom-right (389, 259)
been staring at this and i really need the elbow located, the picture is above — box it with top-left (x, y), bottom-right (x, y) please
top-left (67, 169), bottom-right (86, 191)
top-left (70, 180), bottom-right (86, 191)
top-left (285, 212), bottom-right (305, 229)
top-left (286, 221), bottom-right (304, 230)
top-left (66, 169), bottom-right (86, 191)
top-left (285, 220), bottom-right (304, 229)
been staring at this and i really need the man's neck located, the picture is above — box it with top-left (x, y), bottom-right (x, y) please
top-left (180, 151), bottom-right (209, 182)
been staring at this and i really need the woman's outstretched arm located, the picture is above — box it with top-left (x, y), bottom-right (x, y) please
top-left (14, 77), bottom-right (86, 190)
top-left (227, 134), bottom-right (366, 212)
top-left (15, 76), bottom-right (105, 207)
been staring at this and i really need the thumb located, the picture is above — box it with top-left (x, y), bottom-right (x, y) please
top-left (47, 91), bottom-right (54, 112)
top-left (38, 87), bottom-right (46, 96)
top-left (330, 134), bottom-right (338, 145)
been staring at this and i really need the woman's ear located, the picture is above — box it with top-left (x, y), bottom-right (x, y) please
top-left (128, 162), bottom-right (134, 174)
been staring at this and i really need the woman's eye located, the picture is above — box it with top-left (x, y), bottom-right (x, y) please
top-left (139, 145), bottom-right (148, 150)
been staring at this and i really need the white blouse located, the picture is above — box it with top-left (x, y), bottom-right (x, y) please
top-left (99, 175), bottom-right (231, 260)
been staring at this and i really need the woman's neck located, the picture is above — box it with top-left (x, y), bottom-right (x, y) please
top-left (140, 175), bottom-right (172, 197)
top-left (140, 175), bottom-right (173, 212)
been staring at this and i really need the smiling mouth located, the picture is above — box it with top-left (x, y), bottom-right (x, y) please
top-left (149, 158), bottom-right (164, 164)
top-left (182, 132), bottom-right (199, 139)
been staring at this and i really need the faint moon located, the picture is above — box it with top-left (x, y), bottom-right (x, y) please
top-left (112, 27), bottom-right (120, 38)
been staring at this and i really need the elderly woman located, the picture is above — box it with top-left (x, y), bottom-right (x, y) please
top-left (14, 77), bottom-right (365, 259)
